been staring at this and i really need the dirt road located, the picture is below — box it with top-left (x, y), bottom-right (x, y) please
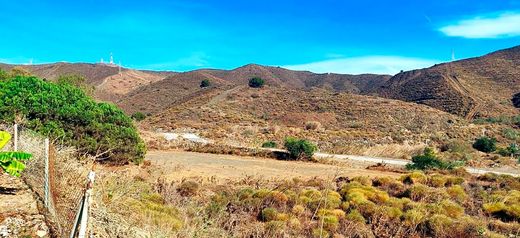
top-left (146, 150), bottom-right (401, 181)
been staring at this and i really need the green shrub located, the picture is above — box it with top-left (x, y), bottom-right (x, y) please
top-left (248, 77), bottom-right (265, 88)
top-left (0, 76), bottom-right (145, 164)
top-left (131, 112), bottom-right (147, 121)
top-left (284, 137), bottom-right (317, 160)
top-left (56, 74), bottom-right (94, 95)
top-left (473, 137), bottom-right (497, 153)
top-left (200, 79), bottom-right (211, 88)
top-left (406, 148), bottom-right (462, 170)
top-left (261, 141), bottom-right (277, 148)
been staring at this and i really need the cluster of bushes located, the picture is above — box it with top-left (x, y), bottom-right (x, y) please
top-left (0, 76), bottom-right (145, 164)
top-left (140, 172), bottom-right (520, 237)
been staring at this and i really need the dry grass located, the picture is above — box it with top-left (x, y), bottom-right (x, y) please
top-left (90, 166), bottom-right (520, 238)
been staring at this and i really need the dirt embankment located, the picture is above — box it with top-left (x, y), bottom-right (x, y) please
top-left (0, 173), bottom-right (49, 237)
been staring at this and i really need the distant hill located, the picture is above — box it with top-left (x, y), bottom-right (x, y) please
top-left (377, 45), bottom-right (520, 118)
top-left (116, 64), bottom-right (391, 114)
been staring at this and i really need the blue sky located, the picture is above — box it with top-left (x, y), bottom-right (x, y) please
top-left (1, 0), bottom-right (520, 74)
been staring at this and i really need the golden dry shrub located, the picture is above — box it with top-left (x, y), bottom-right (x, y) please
top-left (176, 180), bottom-right (199, 197)
top-left (305, 121), bottom-right (321, 131)
top-left (299, 189), bottom-right (323, 210)
top-left (268, 190), bottom-right (289, 206)
top-left (312, 228), bottom-right (330, 238)
top-left (352, 176), bottom-right (373, 186)
top-left (427, 214), bottom-right (453, 237)
top-left (400, 171), bottom-right (428, 184)
top-left (261, 207), bottom-right (278, 222)
top-left (292, 205), bottom-right (306, 216)
top-left (438, 199), bottom-right (464, 219)
top-left (406, 184), bottom-right (430, 201)
top-left (403, 207), bottom-right (427, 227)
top-left (429, 174), bottom-right (448, 188)
top-left (446, 185), bottom-right (468, 202)
top-left (446, 176), bottom-right (465, 186)
top-left (346, 209), bottom-right (366, 223)
top-left (340, 182), bottom-right (390, 205)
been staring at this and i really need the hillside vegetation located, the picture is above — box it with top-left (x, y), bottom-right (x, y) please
top-left (0, 74), bottom-right (145, 164)
top-left (94, 168), bottom-right (520, 238)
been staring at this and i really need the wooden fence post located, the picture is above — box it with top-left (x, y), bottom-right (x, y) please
top-left (78, 171), bottom-right (95, 238)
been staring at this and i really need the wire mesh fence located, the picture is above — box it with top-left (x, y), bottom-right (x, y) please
top-left (1, 124), bottom-right (93, 238)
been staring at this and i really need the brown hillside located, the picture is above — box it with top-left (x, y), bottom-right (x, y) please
top-left (141, 86), bottom-right (486, 155)
top-left (378, 45), bottom-right (520, 118)
top-left (117, 64), bottom-right (390, 114)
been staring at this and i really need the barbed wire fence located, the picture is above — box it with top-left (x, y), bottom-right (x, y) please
top-left (1, 124), bottom-right (96, 238)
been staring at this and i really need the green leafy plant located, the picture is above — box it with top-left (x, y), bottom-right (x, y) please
top-left (284, 137), bottom-right (317, 160)
top-left (0, 76), bottom-right (145, 164)
top-left (473, 137), bottom-right (497, 153)
top-left (200, 79), bottom-right (211, 88)
top-left (248, 77), bottom-right (265, 88)
top-left (0, 131), bottom-right (32, 177)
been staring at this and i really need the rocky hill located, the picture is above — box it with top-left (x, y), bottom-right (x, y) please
top-left (377, 45), bottom-right (520, 118)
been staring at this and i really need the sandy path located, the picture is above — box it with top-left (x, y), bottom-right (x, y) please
top-left (146, 150), bottom-right (401, 181)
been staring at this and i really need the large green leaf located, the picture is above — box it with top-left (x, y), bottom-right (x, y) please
top-left (0, 152), bottom-right (32, 161)
top-left (3, 159), bottom-right (25, 177)
top-left (0, 131), bottom-right (11, 150)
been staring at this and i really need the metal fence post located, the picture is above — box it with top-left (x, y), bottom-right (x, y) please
top-left (44, 138), bottom-right (50, 209)
top-left (13, 124), bottom-right (18, 151)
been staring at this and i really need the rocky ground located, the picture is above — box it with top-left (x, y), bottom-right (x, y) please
top-left (0, 173), bottom-right (49, 238)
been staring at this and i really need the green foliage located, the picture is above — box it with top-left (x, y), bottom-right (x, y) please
top-left (406, 148), bottom-right (463, 171)
top-left (502, 128), bottom-right (520, 141)
top-left (497, 143), bottom-right (520, 158)
top-left (473, 137), bottom-right (497, 153)
top-left (200, 79), bottom-right (211, 88)
top-left (0, 69), bottom-right (8, 81)
top-left (261, 141), bottom-right (277, 148)
top-left (284, 137), bottom-right (317, 160)
top-left (131, 112), bottom-right (147, 121)
top-left (56, 74), bottom-right (94, 95)
top-left (248, 77), bottom-right (265, 88)
top-left (0, 131), bottom-right (32, 177)
top-left (0, 76), bottom-right (145, 164)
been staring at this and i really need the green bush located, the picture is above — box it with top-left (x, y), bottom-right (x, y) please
top-left (131, 112), bottom-right (147, 121)
top-left (248, 77), bottom-right (265, 88)
top-left (0, 76), bottom-right (146, 164)
top-left (284, 137), bottom-right (317, 160)
top-left (200, 79), bottom-right (211, 88)
top-left (473, 137), bottom-right (497, 153)
top-left (261, 141), bottom-right (277, 148)
top-left (56, 74), bottom-right (94, 95)
top-left (406, 148), bottom-right (463, 170)
top-left (498, 143), bottom-right (520, 158)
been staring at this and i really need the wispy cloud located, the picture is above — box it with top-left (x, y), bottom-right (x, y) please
top-left (139, 52), bottom-right (209, 71)
top-left (283, 56), bottom-right (440, 75)
top-left (439, 12), bottom-right (520, 39)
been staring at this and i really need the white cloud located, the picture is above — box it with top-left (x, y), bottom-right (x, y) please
top-left (140, 52), bottom-right (209, 71)
top-left (439, 12), bottom-right (520, 39)
top-left (283, 56), bottom-right (440, 75)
